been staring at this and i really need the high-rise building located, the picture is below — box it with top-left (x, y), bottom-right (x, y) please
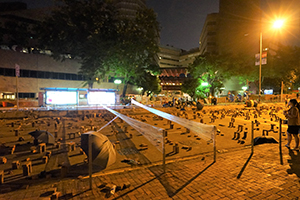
top-left (217, 0), bottom-right (261, 56)
top-left (200, 0), bottom-right (300, 56)
top-left (199, 13), bottom-right (219, 55)
top-left (113, 0), bottom-right (146, 18)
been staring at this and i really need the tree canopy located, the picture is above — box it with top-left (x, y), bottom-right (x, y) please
top-left (36, 0), bottom-right (160, 92)
top-left (262, 44), bottom-right (300, 92)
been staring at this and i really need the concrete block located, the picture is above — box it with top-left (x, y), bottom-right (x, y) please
top-left (0, 170), bottom-right (4, 184)
top-left (22, 161), bottom-right (32, 176)
top-left (42, 156), bottom-right (48, 164)
top-left (51, 192), bottom-right (61, 200)
top-left (0, 157), bottom-right (7, 164)
top-left (12, 160), bottom-right (20, 169)
top-left (39, 143), bottom-right (46, 153)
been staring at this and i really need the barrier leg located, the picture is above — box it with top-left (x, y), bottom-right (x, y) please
top-left (163, 130), bottom-right (167, 173)
top-left (279, 119), bottom-right (283, 165)
top-left (213, 128), bottom-right (216, 163)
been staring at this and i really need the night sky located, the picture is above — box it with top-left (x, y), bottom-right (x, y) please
top-left (147, 0), bottom-right (219, 50)
top-left (0, 0), bottom-right (220, 50)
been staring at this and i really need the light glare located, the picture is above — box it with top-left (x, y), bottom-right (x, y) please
top-left (273, 20), bottom-right (284, 29)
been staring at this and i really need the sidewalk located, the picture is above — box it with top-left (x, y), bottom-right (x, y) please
top-left (1, 142), bottom-right (299, 200)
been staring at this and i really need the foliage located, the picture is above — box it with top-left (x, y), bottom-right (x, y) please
top-left (262, 44), bottom-right (300, 92)
top-left (1, 18), bottom-right (37, 52)
top-left (108, 8), bottom-right (160, 96)
top-left (181, 77), bottom-right (201, 100)
top-left (134, 71), bottom-right (161, 96)
top-left (36, 0), bottom-right (160, 91)
top-left (36, 0), bottom-right (118, 88)
top-left (187, 54), bottom-right (232, 98)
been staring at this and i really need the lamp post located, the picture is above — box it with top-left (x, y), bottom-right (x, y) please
top-left (258, 19), bottom-right (284, 103)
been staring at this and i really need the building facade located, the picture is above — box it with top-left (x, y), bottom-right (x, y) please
top-left (114, 0), bottom-right (146, 18)
top-left (199, 13), bottom-right (219, 55)
top-left (158, 45), bottom-right (200, 92)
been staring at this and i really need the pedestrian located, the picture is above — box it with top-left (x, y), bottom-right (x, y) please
top-left (284, 99), bottom-right (300, 150)
top-left (297, 93), bottom-right (299, 99)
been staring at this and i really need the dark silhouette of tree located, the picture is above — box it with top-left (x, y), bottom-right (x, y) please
top-left (108, 8), bottom-right (160, 96)
top-left (263, 44), bottom-right (300, 93)
top-left (37, 0), bottom-right (119, 88)
top-left (36, 0), bottom-right (160, 91)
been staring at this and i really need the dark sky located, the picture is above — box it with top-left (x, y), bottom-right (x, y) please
top-left (1, 0), bottom-right (220, 50)
top-left (147, 0), bottom-right (219, 50)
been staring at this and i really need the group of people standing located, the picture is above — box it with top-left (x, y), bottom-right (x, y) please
top-left (284, 98), bottom-right (300, 150)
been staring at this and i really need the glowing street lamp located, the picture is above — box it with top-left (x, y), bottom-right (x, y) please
top-left (201, 82), bottom-right (209, 87)
top-left (258, 19), bottom-right (284, 102)
top-left (114, 79), bottom-right (122, 85)
top-left (273, 19), bottom-right (284, 29)
top-left (114, 79), bottom-right (122, 92)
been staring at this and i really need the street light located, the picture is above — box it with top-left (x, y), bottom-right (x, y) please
top-left (201, 82), bottom-right (209, 87)
top-left (258, 19), bottom-right (284, 102)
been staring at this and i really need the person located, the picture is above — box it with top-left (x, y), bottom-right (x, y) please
top-left (284, 99), bottom-right (300, 150)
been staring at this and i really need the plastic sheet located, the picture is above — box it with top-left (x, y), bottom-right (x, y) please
top-left (97, 116), bottom-right (118, 132)
top-left (131, 99), bottom-right (215, 141)
top-left (104, 106), bottom-right (164, 152)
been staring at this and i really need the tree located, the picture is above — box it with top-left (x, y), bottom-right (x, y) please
top-left (36, 0), bottom-right (119, 88)
top-left (108, 8), bottom-right (160, 97)
top-left (181, 77), bottom-right (200, 100)
top-left (134, 70), bottom-right (161, 96)
top-left (0, 17), bottom-right (37, 52)
top-left (263, 44), bottom-right (300, 93)
top-left (36, 0), bottom-right (160, 92)
top-left (187, 54), bottom-right (231, 98)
